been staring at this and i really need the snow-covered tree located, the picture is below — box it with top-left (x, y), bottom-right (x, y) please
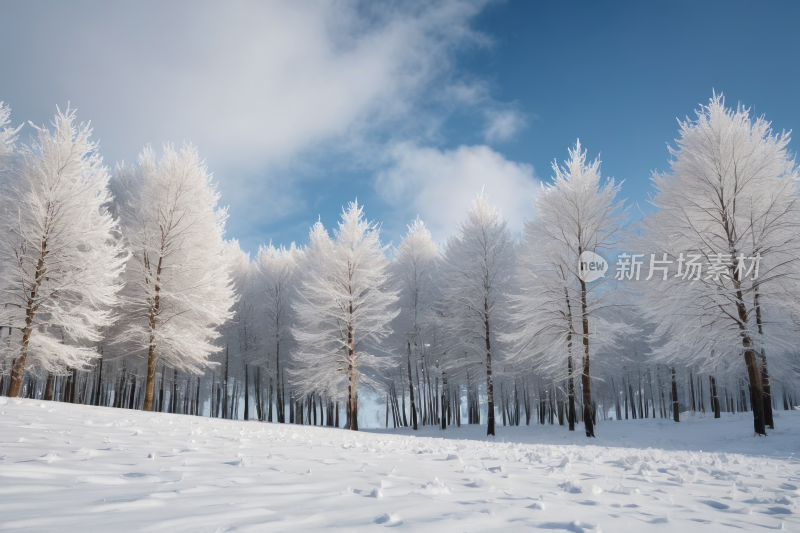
top-left (113, 144), bottom-right (235, 412)
top-left (506, 217), bottom-right (582, 431)
top-left (0, 102), bottom-right (20, 166)
top-left (0, 107), bottom-right (125, 396)
top-left (291, 201), bottom-right (399, 430)
top-left (439, 192), bottom-right (515, 436)
top-left (640, 94), bottom-right (800, 436)
top-left (391, 217), bottom-right (439, 430)
top-left (215, 240), bottom-right (257, 419)
top-left (255, 242), bottom-right (303, 423)
top-left (509, 142), bottom-right (626, 437)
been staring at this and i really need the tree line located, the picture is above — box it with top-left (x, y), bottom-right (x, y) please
top-left (1, 94), bottom-right (798, 437)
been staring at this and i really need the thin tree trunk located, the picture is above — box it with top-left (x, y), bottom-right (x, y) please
top-left (484, 296), bottom-right (495, 437)
top-left (44, 373), bottom-right (55, 401)
top-left (70, 367), bottom-right (79, 404)
top-left (346, 303), bottom-right (358, 431)
top-left (671, 367), bottom-right (680, 422)
top-left (172, 368), bottom-right (179, 414)
top-left (94, 354), bottom-right (104, 406)
top-left (223, 345), bottom-right (229, 419)
top-left (244, 364), bottom-right (250, 421)
top-left (407, 341), bottom-right (418, 430)
top-left (752, 287), bottom-right (774, 429)
top-left (579, 278), bottom-right (594, 437)
top-left (710, 375), bottom-right (721, 418)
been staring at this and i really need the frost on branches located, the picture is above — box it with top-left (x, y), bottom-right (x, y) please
top-left (640, 94), bottom-right (800, 436)
top-left (113, 145), bottom-right (235, 412)
top-left (507, 142), bottom-right (627, 437)
top-left (439, 192), bottom-right (515, 436)
top-left (255, 242), bottom-right (303, 423)
top-left (0, 101), bottom-right (20, 165)
top-left (292, 201), bottom-right (398, 430)
top-left (390, 217), bottom-right (439, 430)
top-left (0, 107), bottom-right (125, 395)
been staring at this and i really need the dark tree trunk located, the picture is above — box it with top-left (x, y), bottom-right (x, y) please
top-left (244, 364), bottom-right (250, 421)
top-left (484, 297), bottom-right (495, 437)
top-left (172, 368), bottom-right (179, 414)
top-left (223, 346), bottom-right (229, 419)
top-left (671, 367), bottom-right (680, 422)
top-left (579, 279), bottom-right (594, 437)
top-left (567, 356), bottom-right (576, 431)
top-left (407, 341), bottom-right (418, 430)
top-left (158, 365), bottom-right (166, 413)
top-left (94, 355), bottom-right (104, 406)
top-left (70, 367), bottom-right (80, 404)
top-left (44, 373), bottom-right (55, 401)
top-left (710, 375), bottom-right (721, 418)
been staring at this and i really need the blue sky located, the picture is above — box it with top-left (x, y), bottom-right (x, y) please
top-left (1, 1), bottom-right (798, 254)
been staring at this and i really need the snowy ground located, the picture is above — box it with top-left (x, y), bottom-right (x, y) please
top-left (1, 398), bottom-right (798, 532)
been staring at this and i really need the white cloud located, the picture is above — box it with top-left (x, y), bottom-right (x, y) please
top-left (1, 1), bottom-right (490, 168)
top-left (376, 143), bottom-right (539, 242)
top-left (483, 108), bottom-right (527, 143)
top-left (0, 1), bottom-right (493, 233)
top-left (3, 1), bottom-right (531, 250)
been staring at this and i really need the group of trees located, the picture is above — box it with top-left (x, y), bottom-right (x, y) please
top-left (1, 94), bottom-right (798, 438)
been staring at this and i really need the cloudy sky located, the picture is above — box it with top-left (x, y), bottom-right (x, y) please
top-left (1, 0), bottom-right (798, 253)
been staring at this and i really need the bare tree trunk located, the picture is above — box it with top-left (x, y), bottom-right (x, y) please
top-left (628, 376), bottom-right (636, 419)
top-left (710, 375), bottom-right (721, 418)
top-left (579, 279), bottom-right (594, 437)
top-left (244, 364), bottom-right (250, 421)
top-left (44, 373), bottom-right (55, 401)
top-left (94, 354), bottom-right (104, 406)
top-left (567, 357), bottom-right (576, 431)
top-left (69, 367), bottom-right (79, 404)
top-left (642, 375), bottom-right (648, 418)
top-left (195, 376), bottom-right (201, 415)
top-left (751, 285), bottom-right (774, 429)
top-left (346, 309), bottom-right (358, 431)
top-left (484, 296), bottom-right (495, 436)
top-left (407, 341), bottom-right (418, 430)
top-left (400, 377), bottom-right (408, 427)
top-left (143, 337), bottom-right (157, 411)
top-left (671, 367), bottom-right (680, 422)
top-left (8, 240), bottom-right (50, 397)
top-left (562, 288), bottom-right (577, 430)
top-left (276, 339), bottom-right (283, 423)
top-left (142, 255), bottom-right (164, 411)
top-left (172, 368), bottom-right (179, 414)
top-left (158, 365), bottom-right (166, 412)
top-left (441, 372), bottom-right (448, 430)
top-left (223, 345), bottom-right (229, 419)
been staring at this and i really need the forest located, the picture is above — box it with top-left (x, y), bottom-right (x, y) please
top-left (1, 93), bottom-right (798, 438)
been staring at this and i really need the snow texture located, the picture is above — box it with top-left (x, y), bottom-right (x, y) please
top-left (0, 397), bottom-right (798, 532)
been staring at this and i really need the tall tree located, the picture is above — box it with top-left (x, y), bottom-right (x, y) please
top-left (255, 242), bottom-right (302, 423)
top-left (113, 144), bottom-right (235, 412)
top-left (391, 217), bottom-right (439, 430)
top-left (0, 107), bottom-right (125, 395)
top-left (641, 94), bottom-right (800, 436)
top-left (292, 201), bottom-right (399, 430)
top-left (0, 101), bottom-right (19, 166)
top-left (515, 142), bottom-right (626, 437)
top-left (218, 240), bottom-right (257, 419)
top-left (440, 193), bottom-right (515, 436)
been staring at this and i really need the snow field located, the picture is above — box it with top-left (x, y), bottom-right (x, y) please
top-left (0, 397), bottom-right (798, 532)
